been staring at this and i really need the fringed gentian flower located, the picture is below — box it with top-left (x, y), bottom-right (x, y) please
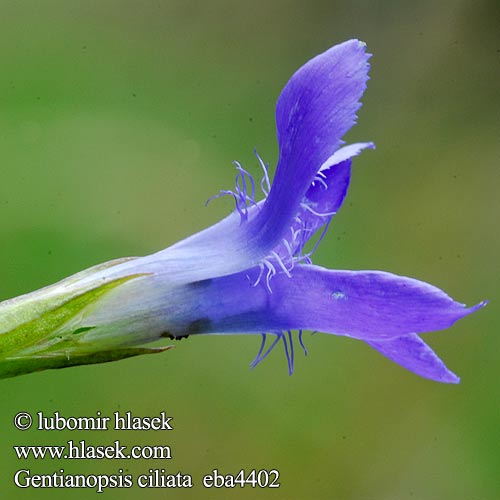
top-left (0, 40), bottom-right (485, 381)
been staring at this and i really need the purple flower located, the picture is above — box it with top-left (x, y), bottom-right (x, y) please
top-left (0, 39), bottom-right (485, 381)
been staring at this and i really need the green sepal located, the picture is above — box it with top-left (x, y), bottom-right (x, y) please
top-left (0, 270), bottom-right (171, 379)
top-left (0, 346), bottom-right (173, 380)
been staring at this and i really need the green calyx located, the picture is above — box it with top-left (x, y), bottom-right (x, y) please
top-left (0, 271), bottom-right (171, 379)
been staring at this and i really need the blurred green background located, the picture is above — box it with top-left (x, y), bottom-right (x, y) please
top-left (0, 0), bottom-right (498, 498)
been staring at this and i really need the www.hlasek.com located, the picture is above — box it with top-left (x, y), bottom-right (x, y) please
top-left (13, 410), bottom-right (280, 492)
top-left (14, 440), bottom-right (172, 460)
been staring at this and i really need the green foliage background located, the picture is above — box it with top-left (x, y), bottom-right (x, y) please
top-left (0, 1), bottom-right (498, 498)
